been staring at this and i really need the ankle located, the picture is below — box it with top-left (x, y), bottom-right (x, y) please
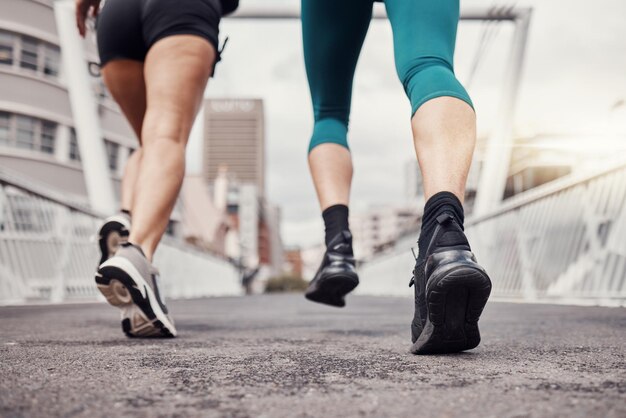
top-left (326, 230), bottom-right (354, 256)
top-left (423, 191), bottom-right (464, 226)
top-left (126, 239), bottom-right (154, 262)
top-left (417, 191), bottom-right (465, 261)
top-left (322, 204), bottom-right (350, 248)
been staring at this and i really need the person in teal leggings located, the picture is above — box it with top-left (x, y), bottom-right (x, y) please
top-left (302, 0), bottom-right (493, 355)
top-left (304, 0), bottom-right (472, 151)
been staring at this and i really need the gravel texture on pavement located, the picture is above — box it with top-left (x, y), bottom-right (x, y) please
top-left (1, 294), bottom-right (625, 418)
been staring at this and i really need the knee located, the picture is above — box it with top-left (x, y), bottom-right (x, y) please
top-left (141, 108), bottom-right (190, 148)
top-left (397, 56), bottom-right (453, 89)
top-left (398, 56), bottom-right (473, 115)
top-left (140, 130), bottom-right (186, 157)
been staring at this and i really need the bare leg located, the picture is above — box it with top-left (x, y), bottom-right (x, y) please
top-left (411, 97), bottom-right (476, 202)
top-left (120, 149), bottom-right (142, 211)
top-left (101, 60), bottom-right (146, 212)
top-left (129, 35), bottom-right (215, 260)
top-left (308, 143), bottom-right (353, 211)
top-left (408, 97), bottom-right (492, 355)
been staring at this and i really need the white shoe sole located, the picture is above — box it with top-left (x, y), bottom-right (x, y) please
top-left (96, 256), bottom-right (177, 338)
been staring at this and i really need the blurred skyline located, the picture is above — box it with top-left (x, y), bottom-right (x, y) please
top-left (185, 0), bottom-right (626, 247)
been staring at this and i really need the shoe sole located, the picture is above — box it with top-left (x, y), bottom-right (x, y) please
top-left (98, 215), bottom-right (130, 266)
top-left (305, 273), bottom-right (359, 308)
top-left (96, 257), bottom-right (176, 338)
top-left (411, 264), bottom-right (491, 355)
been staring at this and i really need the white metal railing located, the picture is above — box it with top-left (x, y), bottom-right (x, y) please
top-left (230, 4), bottom-right (525, 21)
top-left (357, 159), bottom-right (626, 307)
top-left (0, 168), bottom-right (243, 305)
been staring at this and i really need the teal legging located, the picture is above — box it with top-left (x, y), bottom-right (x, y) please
top-left (302, 0), bottom-right (473, 152)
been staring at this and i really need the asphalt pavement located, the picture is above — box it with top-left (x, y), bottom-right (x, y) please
top-left (1, 294), bottom-right (625, 418)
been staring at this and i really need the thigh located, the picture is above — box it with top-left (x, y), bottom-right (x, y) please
top-left (142, 35), bottom-right (216, 144)
top-left (101, 61), bottom-right (146, 140)
top-left (384, 0), bottom-right (460, 73)
top-left (302, 0), bottom-right (373, 123)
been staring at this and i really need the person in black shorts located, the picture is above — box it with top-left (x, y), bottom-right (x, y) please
top-left (75, 0), bottom-right (237, 338)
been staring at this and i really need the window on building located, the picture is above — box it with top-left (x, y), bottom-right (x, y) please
top-left (1, 32), bottom-right (62, 79)
top-left (20, 37), bottom-right (39, 71)
top-left (0, 31), bottom-right (15, 66)
top-left (0, 112), bottom-right (10, 146)
top-left (15, 115), bottom-right (36, 150)
top-left (0, 113), bottom-right (58, 156)
top-left (104, 140), bottom-right (119, 171)
top-left (40, 121), bottom-right (56, 154)
top-left (69, 129), bottom-right (81, 162)
top-left (43, 45), bottom-right (60, 77)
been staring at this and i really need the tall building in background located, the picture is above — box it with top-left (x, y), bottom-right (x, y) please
top-left (201, 98), bottom-right (284, 287)
top-left (203, 99), bottom-right (265, 195)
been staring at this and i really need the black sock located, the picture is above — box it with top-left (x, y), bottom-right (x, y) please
top-left (417, 192), bottom-right (465, 263)
top-left (322, 204), bottom-right (350, 248)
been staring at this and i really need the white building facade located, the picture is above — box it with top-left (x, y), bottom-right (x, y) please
top-left (0, 0), bottom-right (136, 205)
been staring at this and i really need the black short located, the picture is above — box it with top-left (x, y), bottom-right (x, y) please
top-left (97, 0), bottom-right (222, 68)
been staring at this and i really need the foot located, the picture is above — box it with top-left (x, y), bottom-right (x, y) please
top-left (96, 243), bottom-right (177, 338)
top-left (410, 213), bottom-right (491, 354)
top-left (98, 212), bottom-right (131, 265)
top-left (305, 230), bottom-right (359, 307)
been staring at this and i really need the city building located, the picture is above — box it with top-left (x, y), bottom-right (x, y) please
top-left (201, 99), bottom-right (284, 286)
top-left (283, 247), bottom-right (304, 278)
top-left (203, 99), bottom-right (265, 195)
top-left (180, 175), bottom-right (231, 254)
top-left (351, 206), bottom-right (421, 261)
top-left (0, 0), bottom-right (136, 205)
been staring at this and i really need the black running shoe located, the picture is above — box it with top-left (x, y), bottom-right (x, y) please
top-left (305, 230), bottom-right (359, 307)
top-left (98, 212), bottom-right (131, 266)
top-left (409, 213), bottom-right (491, 354)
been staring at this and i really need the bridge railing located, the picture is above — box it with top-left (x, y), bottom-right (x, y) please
top-left (357, 159), bottom-right (626, 306)
top-left (0, 168), bottom-right (243, 305)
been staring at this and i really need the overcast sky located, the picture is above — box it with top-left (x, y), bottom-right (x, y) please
top-left (186, 0), bottom-right (626, 247)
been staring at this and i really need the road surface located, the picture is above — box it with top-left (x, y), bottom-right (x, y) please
top-left (1, 295), bottom-right (625, 417)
